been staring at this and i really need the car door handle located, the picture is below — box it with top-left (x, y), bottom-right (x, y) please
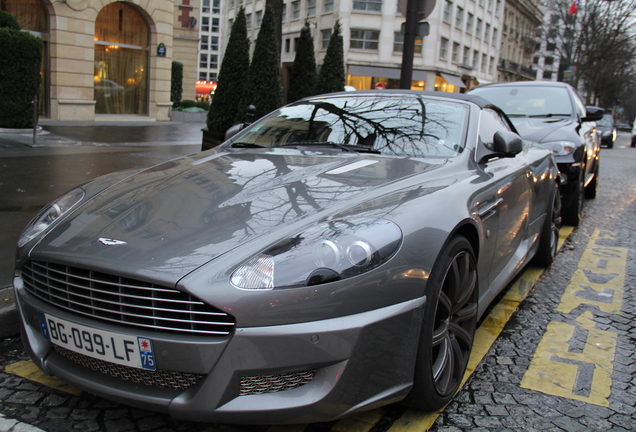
top-left (477, 198), bottom-right (503, 218)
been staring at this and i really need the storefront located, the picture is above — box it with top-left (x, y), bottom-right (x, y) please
top-left (347, 65), bottom-right (469, 94)
top-left (0, 0), bottom-right (197, 121)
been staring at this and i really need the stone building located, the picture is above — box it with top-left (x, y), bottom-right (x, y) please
top-left (496, 0), bottom-right (543, 82)
top-left (0, 0), bottom-right (200, 121)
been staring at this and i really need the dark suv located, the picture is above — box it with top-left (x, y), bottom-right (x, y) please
top-left (469, 81), bottom-right (603, 226)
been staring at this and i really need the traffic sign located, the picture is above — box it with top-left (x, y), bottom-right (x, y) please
top-left (375, 82), bottom-right (386, 90)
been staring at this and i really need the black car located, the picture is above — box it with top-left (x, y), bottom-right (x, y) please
top-left (596, 114), bottom-right (617, 148)
top-left (469, 81), bottom-right (604, 226)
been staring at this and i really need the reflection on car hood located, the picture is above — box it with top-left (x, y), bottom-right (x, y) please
top-left (595, 125), bottom-right (612, 133)
top-left (31, 149), bottom-right (449, 285)
top-left (509, 117), bottom-right (574, 142)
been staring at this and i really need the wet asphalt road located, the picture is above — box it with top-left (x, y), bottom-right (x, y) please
top-left (0, 128), bottom-right (634, 431)
top-left (0, 122), bottom-right (204, 290)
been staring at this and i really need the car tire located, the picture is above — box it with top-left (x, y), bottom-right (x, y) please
top-left (562, 174), bottom-right (584, 226)
top-left (585, 165), bottom-right (599, 199)
top-left (532, 188), bottom-right (561, 267)
top-left (402, 235), bottom-right (478, 411)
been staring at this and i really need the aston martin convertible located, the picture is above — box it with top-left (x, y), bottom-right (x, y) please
top-left (14, 91), bottom-right (560, 424)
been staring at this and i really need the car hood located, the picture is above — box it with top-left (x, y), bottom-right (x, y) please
top-left (596, 125), bottom-right (612, 133)
top-left (509, 117), bottom-right (574, 142)
top-left (30, 149), bottom-right (450, 285)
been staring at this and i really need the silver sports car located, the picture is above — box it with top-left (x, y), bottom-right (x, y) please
top-left (14, 91), bottom-right (560, 424)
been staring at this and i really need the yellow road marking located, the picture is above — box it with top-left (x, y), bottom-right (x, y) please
top-left (521, 229), bottom-right (625, 407)
top-left (4, 360), bottom-right (82, 396)
top-left (331, 410), bottom-right (385, 432)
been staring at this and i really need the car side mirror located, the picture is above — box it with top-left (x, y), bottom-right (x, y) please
top-left (583, 106), bottom-right (604, 122)
top-left (477, 131), bottom-right (523, 164)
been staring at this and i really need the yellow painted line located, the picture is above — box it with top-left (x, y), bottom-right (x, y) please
top-left (521, 229), bottom-right (625, 407)
top-left (4, 360), bottom-right (82, 396)
top-left (520, 312), bottom-right (617, 406)
top-left (557, 230), bottom-right (626, 315)
top-left (331, 409), bottom-right (385, 432)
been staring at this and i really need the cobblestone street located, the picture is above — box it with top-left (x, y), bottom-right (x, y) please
top-left (0, 133), bottom-right (634, 432)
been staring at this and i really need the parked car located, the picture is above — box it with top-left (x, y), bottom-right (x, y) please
top-left (469, 81), bottom-right (604, 226)
top-left (596, 114), bottom-right (617, 148)
top-left (13, 91), bottom-right (560, 424)
top-left (617, 123), bottom-right (631, 132)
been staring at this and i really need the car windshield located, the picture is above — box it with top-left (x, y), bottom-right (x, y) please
top-left (232, 95), bottom-right (470, 158)
top-left (471, 86), bottom-right (573, 117)
top-left (596, 115), bottom-right (613, 127)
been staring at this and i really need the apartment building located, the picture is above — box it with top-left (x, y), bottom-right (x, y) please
top-left (198, 0), bottom-right (223, 84)
top-left (496, 0), bottom-right (543, 82)
top-left (219, 0), bottom-right (504, 93)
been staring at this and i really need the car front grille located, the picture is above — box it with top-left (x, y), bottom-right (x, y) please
top-left (54, 345), bottom-right (203, 390)
top-left (21, 261), bottom-right (235, 336)
top-left (240, 370), bottom-right (317, 395)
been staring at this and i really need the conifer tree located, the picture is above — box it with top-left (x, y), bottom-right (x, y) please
top-left (238, 5), bottom-right (284, 121)
top-left (287, 20), bottom-right (316, 103)
top-left (315, 20), bottom-right (345, 95)
top-left (206, 7), bottom-right (250, 133)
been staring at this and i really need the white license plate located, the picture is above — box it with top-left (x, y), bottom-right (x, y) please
top-left (37, 311), bottom-right (156, 371)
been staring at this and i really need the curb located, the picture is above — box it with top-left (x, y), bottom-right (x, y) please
top-left (0, 287), bottom-right (19, 340)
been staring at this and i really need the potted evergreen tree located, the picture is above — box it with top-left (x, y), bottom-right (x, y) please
top-left (315, 19), bottom-right (345, 96)
top-left (286, 20), bottom-right (316, 103)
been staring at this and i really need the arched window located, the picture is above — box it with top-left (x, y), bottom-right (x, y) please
top-left (0, 0), bottom-right (49, 116)
top-left (94, 2), bottom-right (149, 115)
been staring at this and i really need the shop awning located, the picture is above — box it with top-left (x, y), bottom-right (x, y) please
top-left (348, 65), bottom-right (429, 81)
top-left (440, 73), bottom-right (466, 88)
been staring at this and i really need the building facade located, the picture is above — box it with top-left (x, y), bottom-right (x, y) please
top-left (496, 0), bottom-right (542, 82)
top-left (221, 0), bottom-right (504, 94)
top-left (1, 0), bottom-right (200, 121)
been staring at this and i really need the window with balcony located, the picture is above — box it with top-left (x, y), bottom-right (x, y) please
top-left (350, 29), bottom-right (380, 49)
top-left (394, 32), bottom-right (423, 53)
top-left (353, 0), bottom-right (383, 12)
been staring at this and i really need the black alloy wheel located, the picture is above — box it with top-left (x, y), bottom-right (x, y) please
top-left (404, 235), bottom-right (478, 411)
top-left (533, 187), bottom-right (561, 267)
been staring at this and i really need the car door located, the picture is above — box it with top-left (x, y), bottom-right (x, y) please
top-left (477, 109), bottom-right (533, 286)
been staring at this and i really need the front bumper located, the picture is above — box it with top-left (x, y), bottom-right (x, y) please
top-left (555, 162), bottom-right (582, 209)
top-left (14, 275), bottom-right (425, 424)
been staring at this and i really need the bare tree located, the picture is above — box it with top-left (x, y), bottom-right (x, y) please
top-left (542, 0), bottom-right (636, 106)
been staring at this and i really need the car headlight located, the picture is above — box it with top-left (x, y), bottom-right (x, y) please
top-left (18, 188), bottom-right (85, 248)
top-left (231, 218), bottom-right (402, 290)
top-left (539, 141), bottom-right (576, 156)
